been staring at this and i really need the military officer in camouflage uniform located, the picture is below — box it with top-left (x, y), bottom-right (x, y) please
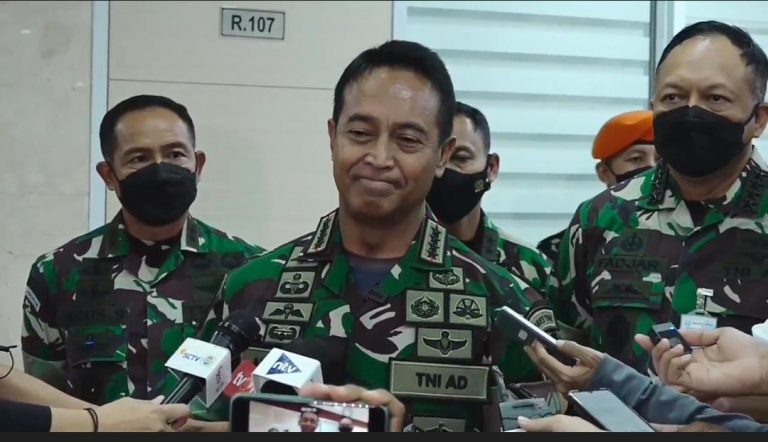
top-left (224, 41), bottom-right (556, 432)
top-left (537, 111), bottom-right (657, 264)
top-left (426, 101), bottom-right (551, 294)
top-left (551, 21), bottom-right (768, 372)
top-left (21, 95), bottom-right (264, 405)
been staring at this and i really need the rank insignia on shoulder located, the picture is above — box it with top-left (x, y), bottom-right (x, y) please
top-left (419, 219), bottom-right (447, 266)
top-left (306, 212), bottom-right (336, 255)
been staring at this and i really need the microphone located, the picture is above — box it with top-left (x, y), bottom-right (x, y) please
top-left (162, 309), bottom-right (262, 405)
top-left (221, 359), bottom-right (258, 398)
top-left (253, 337), bottom-right (348, 395)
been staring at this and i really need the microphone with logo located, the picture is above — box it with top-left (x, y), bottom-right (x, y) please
top-left (253, 337), bottom-right (349, 395)
top-left (162, 310), bottom-right (262, 406)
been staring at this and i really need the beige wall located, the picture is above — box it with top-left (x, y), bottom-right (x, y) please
top-left (107, 1), bottom-right (394, 249)
top-left (0, 2), bottom-right (92, 351)
top-left (0, 0), bottom-right (392, 353)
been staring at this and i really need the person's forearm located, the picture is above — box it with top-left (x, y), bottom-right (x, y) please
top-left (589, 357), bottom-right (764, 432)
top-left (0, 365), bottom-right (91, 408)
top-left (49, 408), bottom-right (94, 432)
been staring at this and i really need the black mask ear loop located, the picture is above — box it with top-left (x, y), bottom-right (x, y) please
top-left (0, 344), bottom-right (17, 380)
top-left (482, 153), bottom-right (497, 192)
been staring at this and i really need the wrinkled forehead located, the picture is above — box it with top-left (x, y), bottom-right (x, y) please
top-left (656, 35), bottom-right (754, 95)
top-left (340, 68), bottom-right (441, 126)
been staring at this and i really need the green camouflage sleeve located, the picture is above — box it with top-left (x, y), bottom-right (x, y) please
top-left (517, 245), bottom-right (553, 295)
top-left (549, 200), bottom-right (594, 343)
top-left (195, 239), bottom-right (267, 343)
top-left (21, 255), bottom-right (69, 390)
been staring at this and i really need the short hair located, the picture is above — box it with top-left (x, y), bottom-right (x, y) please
top-left (657, 21), bottom-right (768, 102)
top-left (455, 101), bottom-right (491, 152)
top-left (332, 40), bottom-right (456, 145)
top-left (99, 95), bottom-right (196, 162)
top-left (300, 408), bottom-right (318, 419)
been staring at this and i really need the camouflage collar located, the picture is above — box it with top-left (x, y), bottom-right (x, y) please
top-left (640, 148), bottom-right (768, 217)
top-left (477, 212), bottom-right (501, 263)
top-left (297, 208), bottom-right (452, 271)
top-left (99, 212), bottom-right (206, 258)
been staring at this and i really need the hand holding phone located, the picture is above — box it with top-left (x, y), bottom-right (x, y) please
top-left (495, 306), bottom-right (577, 366)
top-left (568, 390), bottom-right (655, 432)
top-left (651, 323), bottom-right (692, 354)
top-left (230, 393), bottom-right (388, 432)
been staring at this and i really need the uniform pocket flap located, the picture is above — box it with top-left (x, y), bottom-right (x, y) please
top-left (65, 326), bottom-right (128, 366)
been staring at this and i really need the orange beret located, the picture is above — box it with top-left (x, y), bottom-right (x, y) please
top-left (592, 110), bottom-right (654, 160)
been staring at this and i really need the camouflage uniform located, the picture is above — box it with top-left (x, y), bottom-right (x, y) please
top-left (473, 212), bottom-right (551, 294)
top-left (225, 209), bottom-right (556, 431)
top-left (536, 230), bottom-right (563, 266)
top-left (552, 151), bottom-right (768, 372)
top-left (21, 213), bottom-right (263, 405)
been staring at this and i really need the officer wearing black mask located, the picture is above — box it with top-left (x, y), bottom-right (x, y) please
top-left (21, 95), bottom-right (263, 428)
top-left (427, 102), bottom-right (552, 295)
top-left (549, 21), bottom-right (768, 376)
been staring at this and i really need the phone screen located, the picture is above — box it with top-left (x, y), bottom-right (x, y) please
top-left (569, 390), bottom-right (654, 432)
top-left (234, 395), bottom-right (385, 432)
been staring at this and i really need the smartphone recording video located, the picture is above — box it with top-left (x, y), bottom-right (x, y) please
top-left (230, 393), bottom-right (387, 432)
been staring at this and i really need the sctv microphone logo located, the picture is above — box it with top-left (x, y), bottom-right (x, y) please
top-left (267, 353), bottom-right (301, 375)
top-left (180, 348), bottom-right (215, 366)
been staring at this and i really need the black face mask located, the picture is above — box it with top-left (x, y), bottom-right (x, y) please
top-left (654, 105), bottom-right (755, 178)
top-left (427, 163), bottom-right (491, 225)
top-left (611, 165), bottom-right (654, 184)
top-left (117, 162), bottom-right (198, 226)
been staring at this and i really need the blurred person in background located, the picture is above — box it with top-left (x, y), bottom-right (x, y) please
top-left (427, 102), bottom-right (552, 295)
top-left (537, 110), bottom-right (657, 264)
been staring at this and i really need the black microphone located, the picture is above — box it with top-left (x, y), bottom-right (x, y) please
top-left (162, 310), bottom-right (262, 404)
top-left (258, 336), bottom-right (349, 395)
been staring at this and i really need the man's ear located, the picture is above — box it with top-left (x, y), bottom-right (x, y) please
top-left (752, 103), bottom-right (768, 139)
top-left (487, 153), bottom-right (500, 185)
top-left (327, 118), bottom-right (337, 154)
top-left (595, 161), bottom-right (615, 187)
top-left (435, 136), bottom-right (456, 178)
top-left (194, 150), bottom-right (207, 181)
top-left (96, 161), bottom-right (118, 192)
